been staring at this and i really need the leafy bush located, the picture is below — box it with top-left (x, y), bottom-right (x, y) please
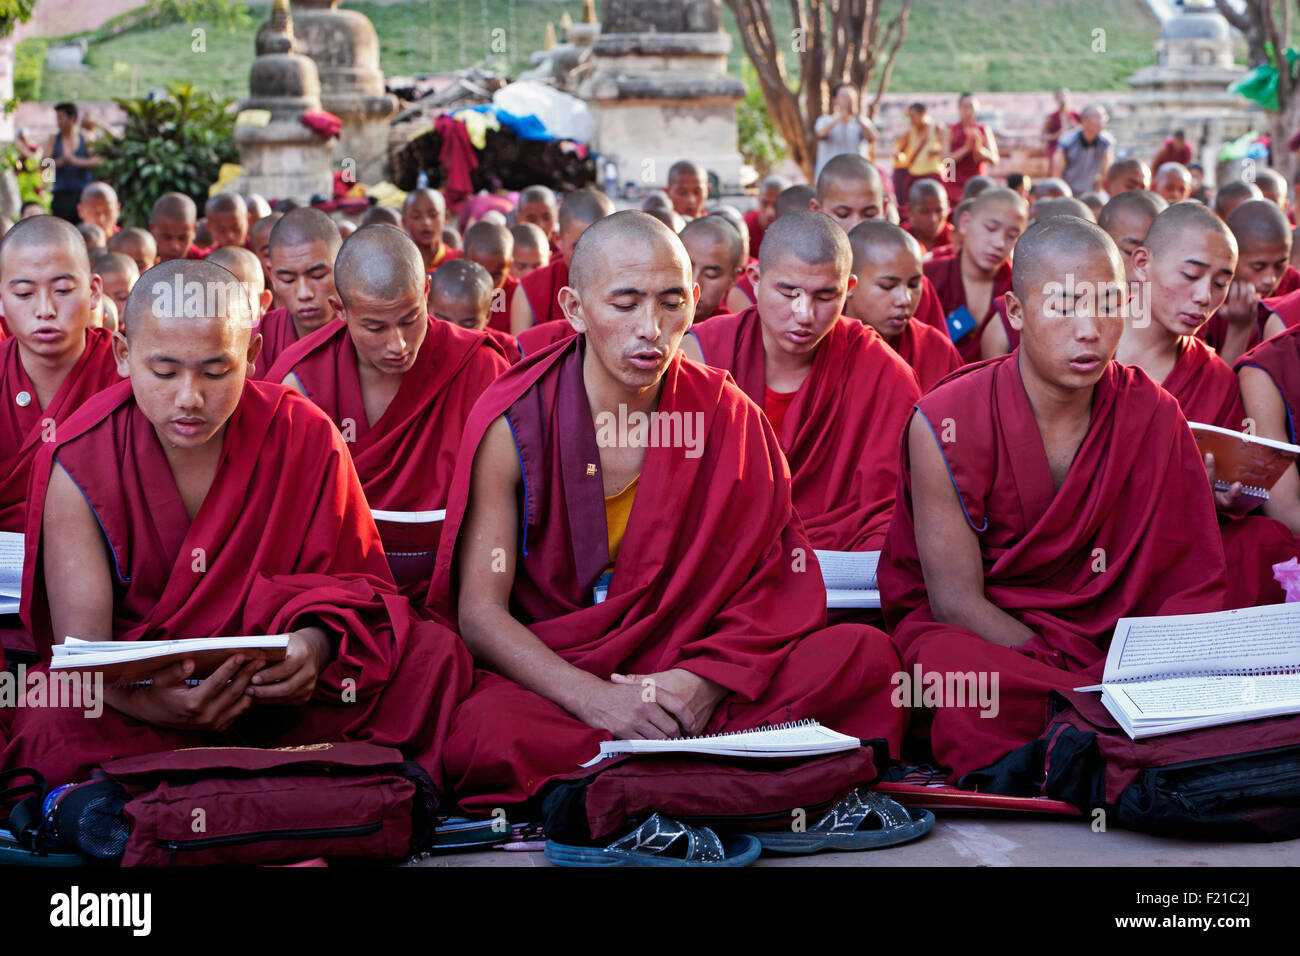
top-left (737, 59), bottom-right (787, 177)
top-left (93, 0), bottom-right (251, 40)
top-left (13, 37), bottom-right (45, 103)
top-left (95, 82), bottom-right (239, 227)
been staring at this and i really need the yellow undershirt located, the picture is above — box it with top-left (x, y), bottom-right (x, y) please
top-left (604, 474), bottom-right (641, 569)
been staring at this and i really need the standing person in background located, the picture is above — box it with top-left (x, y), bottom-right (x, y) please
top-left (1043, 88), bottom-right (1080, 165)
top-left (45, 104), bottom-right (101, 225)
top-left (1051, 105), bottom-right (1115, 199)
top-left (943, 94), bottom-right (999, 205)
top-left (814, 83), bottom-right (877, 181)
top-left (893, 103), bottom-right (944, 219)
top-left (1153, 129), bottom-right (1194, 171)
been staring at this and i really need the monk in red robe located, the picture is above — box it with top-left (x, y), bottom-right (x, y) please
top-left (254, 208), bottom-right (342, 379)
top-left (91, 251), bottom-right (139, 326)
top-left (509, 190), bottom-right (615, 333)
top-left (462, 220), bottom-right (518, 334)
top-left (743, 175), bottom-right (789, 258)
top-left (149, 192), bottom-right (203, 263)
top-left (402, 188), bottom-right (460, 274)
top-left (430, 212), bottom-right (905, 835)
top-left (515, 185), bottom-right (561, 260)
top-left (247, 211), bottom-right (282, 298)
top-left (1201, 199), bottom-right (1293, 364)
top-left (1118, 202), bottom-right (1296, 607)
top-left (107, 227), bottom-right (158, 277)
top-left (204, 193), bottom-right (250, 250)
top-left (509, 223), bottom-right (551, 281)
top-left (680, 215), bottom-right (745, 322)
top-left (681, 211), bottom-right (919, 552)
top-left (880, 216), bottom-right (1228, 785)
top-left (1, 258), bottom-right (472, 787)
top-left (846, 221), bottom-right (961, 392)
top-left (723, 185), bottom-right (814, 314)
top-left (428, 259), bottom-right (521, 363)
top-left (924, 188), bottom-right (1026, 363)
top-left (904, 179), bottom-right (953, 253)
top-left (272, 227), bottom-right (509, 599)
top-left (0, 217), bottom-right (124, 660)
top-left (207, 246), bottom-right (271, 322)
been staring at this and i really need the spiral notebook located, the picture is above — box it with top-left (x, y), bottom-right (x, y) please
top-left (815, 549), bottom-right (881, 609)
top-left (1189, 422), bottom-right (1300, 514)
top-left (580, 719), bottom-right (861, 767)
top-left (1075, 603), bottom-right (1300, 739)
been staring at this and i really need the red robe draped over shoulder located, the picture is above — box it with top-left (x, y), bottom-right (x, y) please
top-left (1157, 337), bottom-right (1298, 608)
top-left (487, 276), bottom-right (518, 334)
top-left (690, 307), bottom-right (920, 551)
top-left (516, 319), bottom-right (577, 358)
top-left (251, 307), bottom-right (314, 381)
top-left (879, 352), bottom-right (1228, 782)
top-left (268, 318), bottom-right (510, 597)
top-left (893, 318), bottom-right (963, 392)
top-left (0, 327), bottom-right (122, 657)
top-left (1261, 286), bottom-right (1300, 330)
top-left (427, 336), bottom-right (904, 809)
top-left (520, 258), bottom-right (569, 325)
top-left (3, 380), bottom-right (472, 787)
top-left (923, 254), bottom-right (1013, 363)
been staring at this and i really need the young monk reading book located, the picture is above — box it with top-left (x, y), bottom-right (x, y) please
top-left (880, 216), bottom-right (1229, 786)
top-left (427, 212), bottom-right (916, 857)
top-left (2, 258), bottom-right (473, 787)
top-left (254, 208), bottom-right (342, 378)
top-left (272, 226), bottom-right (509, 597)
top-left (510, 190), bottom-right (615, 333)
top-left (1201, 199), bottom-right (1294, 365)
top-left (845, 221), bottom-right (961, 392)
top-left (680, 212), bottom-right (920, 552)
top-left (1118, 201), bottom-right (1297, 607)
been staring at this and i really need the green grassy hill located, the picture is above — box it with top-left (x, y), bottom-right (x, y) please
top-left (35, 0), bottom-right (1166, 104)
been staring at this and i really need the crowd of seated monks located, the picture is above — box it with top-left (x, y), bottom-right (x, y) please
top-left (2, 160), bottom-right (1299, 860)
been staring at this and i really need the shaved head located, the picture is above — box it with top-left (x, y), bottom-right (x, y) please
top-left (269, 207), bottom-right (343, 257)
top-left (758, 210), bottom-right (852, 275)
top-left (333, 224), bottom-right (424, 309)
top-left (80, 182), bottom-right (118, 205)
top-left (1139, 201), bottom-right (1236, 258)
top-left (152, 192), bottom-right (197, 224)
top-left (0, 214), bottom-right (90, 277)
top-left (92, 250), bottom-right (138, 279)
top-left (519, 185), bottom-right (557, 209)
top-left (680, 216), bottom-right (745, 271)
top-left (463, 220), bottom-right (512, 260)
top-left (668, 160), bottom-right (707, 186)
top-left (961, 175), bottom-right (995, 201)
top-left (1011, 215), bottom-right (1123, 302)
top-left (1031, 196), bottom-right (1096, 223)
top-left (558, 188), bottom-right (616, 233)
top-left (847, 219), bottom-right (923, 271)
top-left (1253, 167), bottom-right (1287, 204)
top-left (909, 178), bottom-right (947, 206)
top-left (814, 154), bottom-right (881, 202)
top-left (641, 190), bottom-right (674, 214)
top-left (206, 192), bottom-right (247, 217)
top-left (361, 205), bottom-right (402, 228)
top-left (1030, 178), bottom-right (1072, 199)
top-left (430, 258), bottom-right (493, 312)
top-left (970, 187), bottom-right (1029, 221)
top-left (206, 246), bottom-right (264, 290)
top-left (1214, 180), bottom-right (1263, 219)
top-left (646, 206), bottom-right (686, 232)
top-left (1226, 198), bottom-right (1292, 247)
top-left (569, 210), bottom-right (685, 294)
top-left (1098, 190), bottom-right (1167, 233)
top-left (512, 222), bottom-right (547, 252)
top-left (403, 188), bottom-right (446, 216)
top-left (775, 185), bottom-right (816, 219)
top-left (761, 174), bottom-right (792, 196)
top-left (124, 258), bottom-right (254, 338)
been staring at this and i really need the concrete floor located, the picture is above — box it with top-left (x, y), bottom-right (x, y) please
top-left (412, 815), bottom-right (1300, 867)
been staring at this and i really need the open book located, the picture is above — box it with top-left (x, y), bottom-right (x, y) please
top-left (0, 531), bottom-right (21, 616)
top-left (1075, 603), bottom-right (1300, 739)
top-left (581, 719), bottom-right (861, 767)
top-left (51, 635), bottom-right (291, 685)
top-left (815, 549), bottom-right (881, 609)
top-left (1189, 422), bottom-right (1300, 514)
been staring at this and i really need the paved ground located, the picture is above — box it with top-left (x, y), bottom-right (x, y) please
top-left (413, 815), bottom-right (1300, 867)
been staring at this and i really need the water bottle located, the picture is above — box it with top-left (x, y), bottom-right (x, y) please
top-left (416, 169), bottom-right (430, 190)
top-left (604, 161), bottom-right (617, 198)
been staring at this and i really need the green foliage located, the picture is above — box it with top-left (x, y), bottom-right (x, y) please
top-left (95, 82), bottom-right (239, 227)
top-left (13, 37), bottom-right (44, 103)
top-left (1, 142), bottom-right (49, 207)
top-left (94, 0), bottom-right (251, 39)
top-left (736, 60), bottom-right (787, 176)
top-left (0, 0), bottom-right (35, 39)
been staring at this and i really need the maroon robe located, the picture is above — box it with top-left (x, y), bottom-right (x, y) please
top-left (893, 318), bottom-right (963, 392)
top-left (516, 319), bottom-right (577, 358)
top-left (484, 326), bottom-right (521, 364)
top-left (1261, 285), bottom-right (1300, 330)
top-left (1158, 335), bottom-right (1297, 608)
top-left (744, 209), bottom-right (766, 258)
top-left (691, 307), bottom-right (920, 551)
top-left (879, 353), bottom-right (1228, 782)
top-left (487, 276), bottom-right (519, 334)
top-left (907, 219), bottom-right (953, 253)
top-left (268, 318), bottom-right (510, 597)
top-left (427, 336), bottom-right (905, 810)
top-left (251, 307), bottom-right (333, 382)
top-left (2, 379), bottom-right (473, 787)
top-left (923, 253), bottom-right (1013, 363)
top-left (520, 258), bottom-right (569, 325)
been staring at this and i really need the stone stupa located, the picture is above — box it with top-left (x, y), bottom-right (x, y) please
top-left (234, 0), bottom-right (335, 203)
top-left (287, 1), bottom-right (397, 184)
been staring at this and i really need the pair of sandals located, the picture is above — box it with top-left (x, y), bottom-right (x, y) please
top-left (543, 788), bottom-right (934, 867)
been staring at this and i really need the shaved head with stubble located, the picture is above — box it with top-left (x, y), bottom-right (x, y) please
top-left (330, 225), bottom-right (430, 376)
top-left (561, 210), bottom-right (696, 395)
